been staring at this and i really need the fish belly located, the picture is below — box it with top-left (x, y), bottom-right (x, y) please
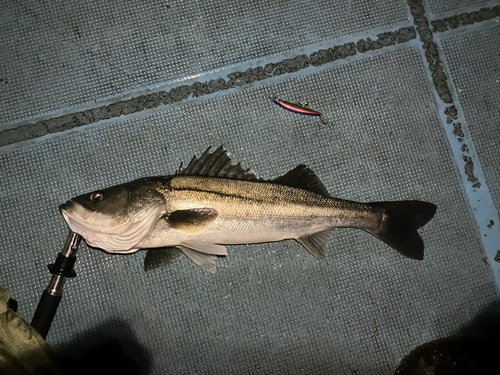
top-left (139, 200), bottom-right (371, 249)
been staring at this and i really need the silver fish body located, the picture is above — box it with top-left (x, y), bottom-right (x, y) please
top-left (137, 175), bottom-right (381, 247)
top-left (60, 147), bottom-right (437, 272)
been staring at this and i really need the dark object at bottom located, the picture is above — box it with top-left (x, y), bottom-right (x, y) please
top-left (394, 335), bottom-right (496, 374)
top-left (58, 340), bottom-right (141, 375)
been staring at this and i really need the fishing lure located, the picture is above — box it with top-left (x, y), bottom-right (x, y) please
top-left (273, 98), bottom-right (322, 116)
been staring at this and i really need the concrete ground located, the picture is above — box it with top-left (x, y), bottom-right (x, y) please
top-left (1, 1), bottom-right (499, 374)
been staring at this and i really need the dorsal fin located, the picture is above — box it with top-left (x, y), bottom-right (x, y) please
top-left (177, 146), bottom-right (259, 180)
top-left (273, 165), bottom-right (331, 197)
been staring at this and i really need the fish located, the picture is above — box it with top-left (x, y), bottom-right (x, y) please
top-left (273, 98), bottom-right (323, 116)
top-left (59, 146), bottom-right (437, 273)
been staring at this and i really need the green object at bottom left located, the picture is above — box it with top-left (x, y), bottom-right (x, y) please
top-left (0, 287), bottom-right (62, 375)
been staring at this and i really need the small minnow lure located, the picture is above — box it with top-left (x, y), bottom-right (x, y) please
top-left (273, 98), bottom-right (322, 116)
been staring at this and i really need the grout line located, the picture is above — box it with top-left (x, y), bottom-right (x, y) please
top-left (431, 4), bottom-right (500, 32)
top-left (0, 26), bottom-right (417, 148)
top-left (408, 0), bottom-right (500, 290)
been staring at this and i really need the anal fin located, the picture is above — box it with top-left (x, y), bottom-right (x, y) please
top-left (296, 228), bottom-right (336, 260)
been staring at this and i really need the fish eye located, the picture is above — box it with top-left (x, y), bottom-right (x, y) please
top-left (90, 192), bottom-right (104, 203)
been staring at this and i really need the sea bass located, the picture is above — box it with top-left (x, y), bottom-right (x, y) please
top-left (60, 146), bottom-right (437, 272)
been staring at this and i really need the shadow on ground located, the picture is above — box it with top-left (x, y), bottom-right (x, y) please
top-left (54, 319), bottom-right (151, 375)
top-left (394, 300), bottom-right (500, 374)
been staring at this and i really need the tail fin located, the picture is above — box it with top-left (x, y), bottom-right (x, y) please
top-left (368, 201), bottom-right (437, 260)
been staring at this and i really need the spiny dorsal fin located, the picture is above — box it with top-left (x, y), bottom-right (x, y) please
top-left (273, 165), bottom-right (331, 197)
top-left (296, 227), bottom-right (336, 260)
top-left (177, 146), bottom-right (259, 180)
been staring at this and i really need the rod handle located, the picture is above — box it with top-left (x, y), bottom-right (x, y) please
top-left (31, 290), bottom-right (62, 339)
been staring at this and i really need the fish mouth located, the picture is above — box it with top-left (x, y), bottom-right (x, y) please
top-left (59, 199), bottom-right (164, 252)
top-left (59, 200), bottom-right (95, 237)
top-left (59, 200), bottom-right (71, 213)
top-left (59, 200), bottom-right (79, 215)
top-left (59, 200), bottom-right (128, 235)
top-left (60, 200), bottom-right (95, 225)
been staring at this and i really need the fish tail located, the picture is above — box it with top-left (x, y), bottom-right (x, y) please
top-left (368, 201), bottom-right (437, 260)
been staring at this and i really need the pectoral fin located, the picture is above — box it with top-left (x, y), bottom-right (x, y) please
top-left (296, 228), bottom-right (336, 260)
top-left (177, 246), bottom-right (218, 273)
top-left (165, 208), bottom-right (218, 232)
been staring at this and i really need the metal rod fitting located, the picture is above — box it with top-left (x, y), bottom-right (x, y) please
top-left (31, 230), bottom-right (81, 338)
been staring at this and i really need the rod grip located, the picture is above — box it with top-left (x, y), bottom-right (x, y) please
top-left (31, 290), bottom-right (62, 339)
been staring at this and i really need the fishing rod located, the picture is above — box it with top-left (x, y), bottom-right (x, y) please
top-left (31, 231), bottom-right (81, 339)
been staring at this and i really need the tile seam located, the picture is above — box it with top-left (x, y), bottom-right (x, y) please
top-left (431, 4), bottom-right (500, 32)
top-left (408, 0), bottom-right (500, 290)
